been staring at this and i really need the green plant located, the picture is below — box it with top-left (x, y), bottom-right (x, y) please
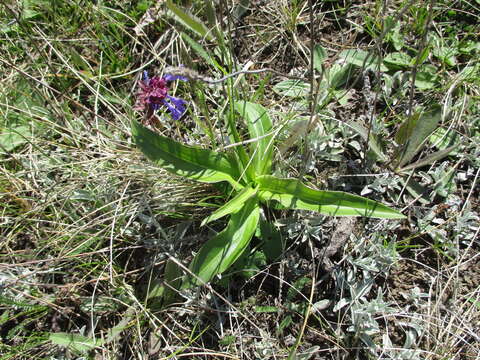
top-left (132, 83), bottom-right (404, 296)
top-left (127, 0), bottom-right (405, 304)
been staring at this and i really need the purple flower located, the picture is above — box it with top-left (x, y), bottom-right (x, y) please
top-left (135, 70), bottom-right (188, 120)
top-left (163, 95), bottom-right (187, 121)
top-left (163, 73), bottom-right (189, 82)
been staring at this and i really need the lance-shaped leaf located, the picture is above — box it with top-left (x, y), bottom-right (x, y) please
top-left (398, 144), bottom-right (459, 172)
top-left (201, 185), bottom-right (258, 226)
top-left (234, 101), bottom-right (274, 176)
top-left (273, 80), bottom-right (310, 98)
top-left (256, 175), bottom-right (405, 219)
top-left (49, 332), bottom-right (103, 353)
top-left (395, 104), bottom-right (442, 168)
top-left (166, 0), bottom-right (213, 41)
top-left (132, 121), bottom-right (242, 189)
top-left (188, 197), bottom-right (260, 285)
top-left (146, 258), bottom-right (183, 309)
top-left (346, 120), bottom-right (387, 162)
top-left (340, 49), bottom-right (388, 71)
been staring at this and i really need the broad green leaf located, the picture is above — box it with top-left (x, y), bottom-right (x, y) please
top-left (384, 16), bottom-right (404, 51)
top-left (346, 120), bottom-right (387, 161)
top-left (459, 64), bottom-right (479, 82)
top-left (237, 249), bottom-right (267, 279)
top-left (468, 297), bottom-right (480, 308)
top-left (416, 46), bottom-right (432, 66)
top-left (398, 145), bottom-right (459, 172)
top-left (277, 315), bottom-right (293, 334)
top-left (132, 121), bottom-right (243, 188)
top-left (458, 40), bottom-right (480, 54)
top-left (188, 197), bottom-right (260, 285)
top-left (69, 189), bottom-right (96, 202)
top-left (328, 63), bottom-right (354, 89)
top-left (234, 101), bottom-right (274, 176)
top-left (257, 175), bottom-right (405, 219)
top-left (201, 185), bottom-right (258, 226)
top-left (383, 52), bottom-right (412, 70)
top-left (161, 258), bottom-right (183, 306)
top-left (287, 277), bottom-right (312, 301)
top-left (432, 44), bottom-right (457, 67)
top-left (398, 177), bottom-right (430, 204)
top-left (428, 127), bottom-right (458, 151)
top-left (146, 259), bottom-right (183, 309)
top-left (49, 332), bottom-right (102, 353)
top-left (166, 0), bottom-right (213, 41)
top-left (313, 44), bottom-right (327, 72)
top-left (415, 68), bottom-right (438, 90)
top-left (340, 49), bottom-right (388, 72)
top-left (226, 106), bottom-right (255, 181)
top-left (0, 125), bottom-right (31, 152)
top-left (273, 80), bottom-right (310, 98)
top-left (260, 219), bottom-right (284, 262)
top-left (395, 111), bottom-right (420, 146)
top-left (22, 2), bottom-right (41, 20)
top-left (395, 104), bottom-right (442, 168)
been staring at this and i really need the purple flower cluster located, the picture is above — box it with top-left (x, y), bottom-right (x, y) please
top-left (135, 70), bottom-right (188, 121)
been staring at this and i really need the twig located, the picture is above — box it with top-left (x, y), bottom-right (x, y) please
top-left (163, 66), bottom-right (307, 84)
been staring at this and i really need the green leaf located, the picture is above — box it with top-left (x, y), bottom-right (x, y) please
top-left (234, 101), bottom-right (274, 176)
top-left (273, 80), bottom-right (310, 98)
top-left (226, 106), bottom-right (255, 180)
top-left (384, 16), bottom-right (404, 51)
top-left (103, 309), bottom-right (134, 344)
top-left (237, 249), bottom-right (266, 278)
top-left (415, 67), bottom-right (438, 90)
top-left (277, 315), bottom-right (293, 335)
top-left (181, 33), bottom-right (225, 73)
top-left (398, 177), bottom-right (430, 204)
top-left (132, 121), bottom-right (243, 189)
top-left (255, 305), bottom-right (279, 313)
top-left (432, 44), bottom-right (457, 67)
top-left (278, 117), bottom-right (309, 155)
top-left (346, 120), bottom-right (387, 161)
top-left (395, 104), bottom-right (442, 168)
top-left (458, 40), bottom-right (480, 54)
top-left (313, 44), bottom-right (327, 72)
top-left (383, 52), bottom-right (412, 70)
top-left (398, 145), bottom-right (459, 172)
top-left (166, 0), bottom-right (213, 41)
top-left (428, 127), bottom-right (458, 151)
top-left (49, 332), bottom-right (102, 353)
top-left (0, 125), bottom-right (31, 152)
top-left (340, 49), bottom-right (388, 72)
top-left (260, 219), bottom-right (284, 262)
top-left (201, 185), bottom-right (258, 226)
top-left (146, 259), bottom-right (184, 309)
top-left (257, 175), bottom-right (405, 219)
top-left (162, 259), bottom-right (183, 306)
top-left (188, 197), bottom-right (260, 285)
top-left (328, 63), bottom-right (354, 89)
top-left (459, 64), bottom-right (479, 82)
top-left (468, 297), bottom-right (480, 308)
top-left (218, 335), bottom-right (237, 346)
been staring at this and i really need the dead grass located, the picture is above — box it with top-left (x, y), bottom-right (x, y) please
top-left (0, 0), bottom-right (479, 359)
